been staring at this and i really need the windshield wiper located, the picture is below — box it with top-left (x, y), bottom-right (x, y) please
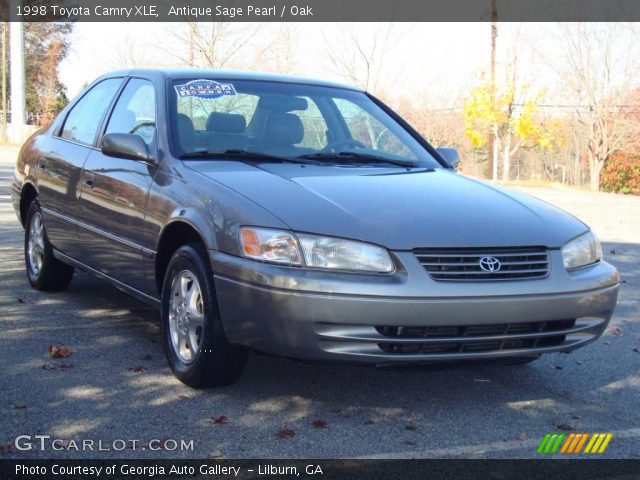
top-left (297, 151), bottom-right (418, 168)
top-left (181, 149), bottom-right (307, 164)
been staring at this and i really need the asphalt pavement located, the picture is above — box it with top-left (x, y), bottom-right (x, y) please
top-left (0, 145), bottom-right (638, 459)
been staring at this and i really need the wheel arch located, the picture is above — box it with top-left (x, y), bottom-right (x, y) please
top-left (19, 182), bottom-right (39, 227)
top-left (155, 219), bottom-right (210, 295)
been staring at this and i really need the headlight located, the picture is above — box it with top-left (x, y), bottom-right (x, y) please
top-left (561, 230), bottom-right (602, 270)
top-left (297, 234), bottom-right (394, 273)
top-left (239, 227), bottom-right (394, 273)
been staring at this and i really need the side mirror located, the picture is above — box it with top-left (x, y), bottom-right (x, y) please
top-left (436, 147), bottom-right (460, 169)
top-left (101, 133), bottom-right (153, 163)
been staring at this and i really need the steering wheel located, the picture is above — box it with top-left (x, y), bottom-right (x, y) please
top-left (322, 139), bottom-right (367, 153)
top-left (130, 122), bottom-right (156, 134)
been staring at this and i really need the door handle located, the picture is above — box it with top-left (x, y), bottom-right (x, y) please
top-left (83, 172), bottom-right (95, 188)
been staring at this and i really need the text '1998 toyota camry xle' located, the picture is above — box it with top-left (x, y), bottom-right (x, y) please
top-left (12, 69), bottom-right (620, 387)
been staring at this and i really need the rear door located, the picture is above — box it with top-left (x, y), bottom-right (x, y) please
top-left (76, 78), bottom-right (157, 292)
top-left (36, 78), bottom-right (123, 255)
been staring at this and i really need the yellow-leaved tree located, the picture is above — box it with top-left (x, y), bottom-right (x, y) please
top-left (463, 82), bottom-right (557, 180)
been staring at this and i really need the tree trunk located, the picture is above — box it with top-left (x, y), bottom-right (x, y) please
top-left (589, 167), bottom-right (600, 191)
top-left (502, 133), bottom-right (511, 181)
top-left (587, 150), bottom-right (602, 192)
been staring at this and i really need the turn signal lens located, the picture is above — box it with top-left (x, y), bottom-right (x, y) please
top-left (239, 227), bottom-right (302, 265)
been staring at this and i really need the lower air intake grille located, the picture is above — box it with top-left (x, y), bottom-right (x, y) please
top-left (376, 319), bottom-right (574, 355)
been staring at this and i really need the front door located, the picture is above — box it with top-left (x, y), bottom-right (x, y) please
top-left (76, 78), bottom-right (157, 293)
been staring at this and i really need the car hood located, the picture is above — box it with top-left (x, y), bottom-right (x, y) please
top-left (188, 162), bottom-right (588, 249)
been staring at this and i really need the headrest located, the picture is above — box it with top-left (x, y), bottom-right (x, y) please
top-left (264, 112), bottom-right (304, 145)
top-left (176, 113), bottom-right (195, 147)
top-left (257, 96), bottom-right (308, 112)
top-left (206, 112), bottom-right (246, 133)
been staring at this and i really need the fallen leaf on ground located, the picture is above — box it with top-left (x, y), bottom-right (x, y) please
top-left (363, 420), bottom-right (375, 425)
top-left (12, 404), bottom-right (27, 409)
top-left (607, 326), bottom-right (623, 335)
top-left (474, 378), bottom-right (490, 382)
top-left (43, 363), bottom-right (73, 371)
top-left (405, 425), bottom-right (418, 431)
top-left (140, 354), bottom-right (153, 361)
top-left (127, 366), bottom-right (147, 373)
top-left (551, 365), bottom-right (563, 370)
top-left (312, 420), bottom-right (327, 429)
top-left (575, 361), bottom-right (584, 365)
top-left (178, 395), bottom-right (188, 400)
top-left (48, 345), bottom-right (72, 358)
top-left (633, 348), bottom-right (640, 353)
top-left (516, 432), bottom-right (528, 441)
top-left (404, 441), bottom-right (417, 446)
top-left (209, 450), bottom-right (225, 459)
top-left (276, 429), bottom-right (295, 439)
top-left (0, 442), bottom-right (13, 453)
top-left (209, 416), bottom-right (228, 425)
top-left (552, 421), bottom-right (575, 431)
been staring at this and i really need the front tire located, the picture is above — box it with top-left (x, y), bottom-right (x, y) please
top-left (24, 199), bottom-right (74, 291)
top-left (161, 244), bottom-right (248, 388)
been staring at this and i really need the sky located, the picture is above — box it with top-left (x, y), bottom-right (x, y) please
top-left (58, 22), bottom-right (640, 110)
top-left (59, 22), bottom-right (491, 102)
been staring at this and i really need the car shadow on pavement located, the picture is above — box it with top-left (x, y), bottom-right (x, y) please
top-left (1, 242), bottom-right (638, 459)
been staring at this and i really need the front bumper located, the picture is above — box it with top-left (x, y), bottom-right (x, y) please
top-left (210, 250), bottom-right (620, 364)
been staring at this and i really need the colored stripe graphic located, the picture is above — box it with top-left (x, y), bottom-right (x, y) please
top-left (560, 433), bottom-right (575, 453)
top-left (574, 433), bottom-right (589, 453)
top-left (538, 433), bottom-right (613, 454)
top-left (597, 434), bottom-right (613, 453)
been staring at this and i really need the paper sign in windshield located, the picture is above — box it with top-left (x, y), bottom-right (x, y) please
top-left (175, 79), bottom-right (237, 99)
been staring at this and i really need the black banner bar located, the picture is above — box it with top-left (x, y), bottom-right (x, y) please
top-left (1, 459), bottom-right (640, 480)
top-left (3, 0), bottom-right (640, 22)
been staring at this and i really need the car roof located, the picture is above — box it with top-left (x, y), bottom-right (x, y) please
top-left (102, 68), bottom-right (363, 92)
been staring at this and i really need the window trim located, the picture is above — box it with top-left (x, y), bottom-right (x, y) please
top-left (96, 75), bottom-right (159, 156)
top-left (53, 77), bottom-right (126, 149)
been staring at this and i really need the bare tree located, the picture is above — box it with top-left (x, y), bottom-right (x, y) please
top-left (164, 22), bottom-right (262, 69)
top-left (555, 23), bottom-right (640, 191)
top-left (251, 24), bottom-right (298, 74)
top-left (105, 34), bottom-right (152, 70)
top-left (323, 23), bottom-right (404, 95)
top-left (396, 90), bottom-right (465, 148)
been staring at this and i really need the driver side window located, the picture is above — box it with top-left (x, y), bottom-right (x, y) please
top-left (105, 78), bottom-right (156, 145)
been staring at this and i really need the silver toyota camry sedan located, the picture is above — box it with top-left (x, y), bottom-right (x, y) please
top-left (12, 69), bottom-right (619, 387)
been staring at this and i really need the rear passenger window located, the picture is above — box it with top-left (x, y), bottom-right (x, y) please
top-left (60, 78), bottom-right (122, 145)
top-left (105, 78), bottom-right (156, 145)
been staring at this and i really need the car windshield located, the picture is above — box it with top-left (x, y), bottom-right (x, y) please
top-left (169, 78), bottom-right (441, 168)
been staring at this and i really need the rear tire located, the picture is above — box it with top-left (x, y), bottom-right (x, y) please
top-left (24, 199), bottom-right (74, 291)
top-left (161, 243), bottom-right (248, 388)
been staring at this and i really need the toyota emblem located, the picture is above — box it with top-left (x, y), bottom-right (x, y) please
top-left (479, 256), bottom-right (501, 272)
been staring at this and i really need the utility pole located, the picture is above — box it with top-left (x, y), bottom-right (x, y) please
top-left (488, 0), bottom-right (498, 180)
top-left (1, 23), bottom-right (7, 141)
top-left (9, 13), bottom-right (26, 128)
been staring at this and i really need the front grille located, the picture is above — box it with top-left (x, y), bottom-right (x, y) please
top-left (414, 247), bottom-right (550, 281)
top-left (376, 320), bottom-right (574, 354)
